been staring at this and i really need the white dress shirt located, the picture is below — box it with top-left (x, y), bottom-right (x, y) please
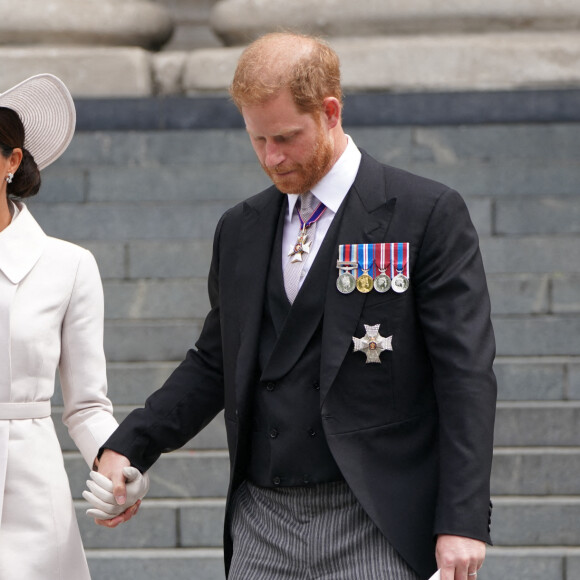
top-left (282, 136), bottom-right (362, 288)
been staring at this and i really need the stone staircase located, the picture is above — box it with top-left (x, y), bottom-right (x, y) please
top-left (31, 95), bottom-right (580, 580)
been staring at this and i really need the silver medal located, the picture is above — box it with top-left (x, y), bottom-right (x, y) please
top-left (336, 272), bottom-right (356, 294)
top-left (391, 273), bottom-right (409, 293)
top-left (374, 272), bottom-right (391, 293)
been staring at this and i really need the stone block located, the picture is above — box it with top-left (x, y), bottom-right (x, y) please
top-left (148, 451), bottom-right (230, 498)
top-left (479, 237), bottom-right (580, 275)
top-left (491, 498), bottom-right (580, 546)
top-left (55, 404), bottom-right (226, 452)
top-left (412, 125), bottom-right (580, 164)
top-left (59, 132), bottom-right (152, 168)
top-left (28, 167), bottom-right (86, 203)
top-left (407, 159), bottom-right (580, 197)
top-left (65, 449), bottom-right (229, 499)
top-left (29, 202), bottom-right (229, 241)
top-left (104, 320), bottom-right (202, 361)
top-left (332, 33), bottom-right (580, 93)
top-left (87, 164), bottom-right (268, 202)
top-left (103, 279), bottom-right (210, 320)
top-left (180, 500), bottom-right (226, 547)
top-left (552, 275), bottom-right (580, 314)
top-left (76, 501), bottom-right (177, 549)
top-left (569, 364), bottom-right (580, 400)
top-left (494, 402), bottom-right (580, 446)
top-left (493, 359), bottom-right (565, 401)
top-left (1, 1), bottom-right (173, 50)
top-left (487, 274), bottom-right (550, 315)
top-left (79, 241), bottom-right (127, 279)
top-left (210, 0), bottom-right (580, 44)
top-left (463, 197), bottom-right (492, 237)
top-left (143, 129), bottom-right (255, 165)
top-left (0, 47), bottom-right (154, 97)
top-left (493, 316), bottom-right (580, 356)
top-left (343, 127), bottom-right (414, 167)
top-left (87, 549), bottom-right (225, 580)
top-left (496, 198), bottom-right (580, 236)
top-left (183, 46), bottom-right (243, 94)
top-left (481, 549), bottom-right (564, 580)
top-left (128, 240), bottom-right (213, 279)
top-left (491, 449), bottom-right (580, 495)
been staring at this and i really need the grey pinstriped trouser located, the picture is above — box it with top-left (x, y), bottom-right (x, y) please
top-left (228, 480), bottom-right (422, 580)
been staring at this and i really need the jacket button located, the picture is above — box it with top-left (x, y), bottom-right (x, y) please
top-left (266, 382), bottom-right (275, 391)
top-left (308, 428), bottom-right (317, 437)
top-left (269, 428), bottom-right (279, 439)
top-left (303, 475), bottom-right (310, 484)
top-left (313, 381), bottom-right (320, 390)
top-left (273, 476), bottom-right (281, 486)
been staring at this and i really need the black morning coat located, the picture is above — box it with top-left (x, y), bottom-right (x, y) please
top-left (104, 150), bottom-right (497, 579)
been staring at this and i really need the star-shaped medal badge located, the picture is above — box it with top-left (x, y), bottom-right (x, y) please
top-left (352, 324), bottom-right (393, 363)
top-left (288, 230), bottom-right (312, 263)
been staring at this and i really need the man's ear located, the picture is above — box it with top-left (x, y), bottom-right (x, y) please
top-left (322, 97), bottom-right (342, 129)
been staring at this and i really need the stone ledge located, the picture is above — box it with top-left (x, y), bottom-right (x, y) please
top-left (69, 90), bottom-right (580, 131)
top-left (0, 47), bottom-right (153, 97)
top-left (210, 0), bottom-right (580, 44)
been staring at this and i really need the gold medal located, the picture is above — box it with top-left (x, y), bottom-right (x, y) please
top-left (356, 272), bottom-right (373, 293)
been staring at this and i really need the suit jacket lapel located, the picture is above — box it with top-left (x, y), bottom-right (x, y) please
top-left (234, 189), bottom-right (285, 407)
top-left (320, 152), bottom-right (397, 401)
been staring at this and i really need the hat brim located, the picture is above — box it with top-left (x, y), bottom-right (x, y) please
top-left (0, 74), bottom-right (76, 171)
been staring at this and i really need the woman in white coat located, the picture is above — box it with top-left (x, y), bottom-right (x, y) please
top-left (0, 74), bottom-right (145, 580)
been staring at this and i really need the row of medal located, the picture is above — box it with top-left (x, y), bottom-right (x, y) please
top-left (336, 243), bottom-right (410, 295)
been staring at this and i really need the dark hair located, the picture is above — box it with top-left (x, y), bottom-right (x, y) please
top-left (0, 107), bottom-right (41, 199)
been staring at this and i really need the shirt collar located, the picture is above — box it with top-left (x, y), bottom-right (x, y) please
top-left (287, 135), bottom-right (361, 218)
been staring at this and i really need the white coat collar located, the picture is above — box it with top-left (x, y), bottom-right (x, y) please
top-left (0, 202), bottom-right (47, 284)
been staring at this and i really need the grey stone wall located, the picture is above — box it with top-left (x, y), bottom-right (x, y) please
top-left (32, 104), bottom-right (580, 579)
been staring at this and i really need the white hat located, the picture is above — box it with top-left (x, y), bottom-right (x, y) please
top-left (0, 74), bottom-right (76, 171)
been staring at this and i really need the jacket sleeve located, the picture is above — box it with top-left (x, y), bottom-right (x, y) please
top-left (59, 248), bottom-right (118, 467)
top-left (413, 188), bottom-right (497, 543)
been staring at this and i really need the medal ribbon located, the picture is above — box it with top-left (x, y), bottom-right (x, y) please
top-left (391, 243), bottom-right (409, 277)
top-left (374, 243), bottom-right (389, 273)
top-left (298, 200), bottom-right (326, 231)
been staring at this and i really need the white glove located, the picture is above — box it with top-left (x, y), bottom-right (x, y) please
top-left (83, 466), bottom-right (150, 520)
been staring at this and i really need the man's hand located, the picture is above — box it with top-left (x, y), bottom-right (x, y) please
top-left (436, 535), bottom-right (485, 580)
top-left (85, 449), bottom-right (143, 528)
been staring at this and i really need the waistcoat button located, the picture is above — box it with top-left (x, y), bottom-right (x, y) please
top-left (269, 428), bottom-right (279, 438)
top-left (273, 476), bottom-right (281, 486)
top-left (308, 428), bottom-right (317, 437)
top-left (266, 382), bottom-right (276, 391)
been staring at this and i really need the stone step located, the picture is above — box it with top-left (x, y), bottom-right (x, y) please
top-left (96, 316), bottom-right (580, 361)
top-left (492, 448), bottom-right (580, 495)
top-left (77, 499), bottom-right (226, 549)
top-left (56, 409), bottom-right (227, 452)
top-left (86, 548), bottom-right (225, 580)
top-left (65, 450), bottom-right (230, 500)
top-left (84, 546), bottom-right (580, 580)
top-left (77, 496), bottom-right (580, 550)
top-left (63, 444), bottom-right (580, 500)
top-left (494, 357), bottom-right (580, 401)
top-left (55, 401), bottom-right (580, 452)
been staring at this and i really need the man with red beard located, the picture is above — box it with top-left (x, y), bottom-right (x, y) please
top-left (89, 32), bottom-right (496, 580)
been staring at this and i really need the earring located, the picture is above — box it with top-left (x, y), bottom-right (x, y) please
top-left (6, 173), bottom-right (13, 184)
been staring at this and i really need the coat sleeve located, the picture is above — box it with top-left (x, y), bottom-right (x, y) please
top-left (102, 213), bottom-right (228, 473)
top-left (59, 248), bottom-right (118, 467)
top-left (413, 188), bottom-right (497, 543)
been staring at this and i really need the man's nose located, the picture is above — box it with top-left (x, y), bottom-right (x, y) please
top-left (264, 142), bottom-right (285, 168)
